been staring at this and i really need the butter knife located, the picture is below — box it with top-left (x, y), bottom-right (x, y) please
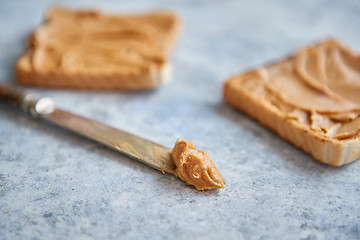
top-left (0, 83), bottom-right (176, 174)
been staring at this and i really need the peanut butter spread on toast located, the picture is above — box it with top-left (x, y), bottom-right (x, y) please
top-left (27, 7), bottom-right (179, 75)
top-left (257, 39), bottom-right (360, 140)
top-left (224, 39), bottom-right (360, 166)
top-left (171, 139), bottom-right (225, 190)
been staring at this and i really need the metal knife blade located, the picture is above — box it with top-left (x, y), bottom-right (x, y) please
top-left (43, 109), bottom-right (175, 173)
top-left (0, 83), bottom-right (176, 173)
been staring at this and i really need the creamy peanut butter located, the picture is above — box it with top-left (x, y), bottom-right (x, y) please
top-left (171, 138), bottom-right (225, 190)
top-left (28, 7), bottom-right (178, 75)
top-left (259, 39), bottom-right (360, 140)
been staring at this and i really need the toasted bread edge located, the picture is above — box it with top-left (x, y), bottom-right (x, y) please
top-left (223, 74), bottom-right (360, 166)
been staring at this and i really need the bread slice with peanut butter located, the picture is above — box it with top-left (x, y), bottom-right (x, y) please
top-left (16, 7), bottom-right (180, 90)
top-left (224, 39), bottom-right (360, 166)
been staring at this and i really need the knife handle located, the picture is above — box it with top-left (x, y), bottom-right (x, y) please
top-left (0, 83), bottom-right (55, 118)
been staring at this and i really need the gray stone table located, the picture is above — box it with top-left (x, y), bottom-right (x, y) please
top-left (1, 0), bottom-right (360, 239)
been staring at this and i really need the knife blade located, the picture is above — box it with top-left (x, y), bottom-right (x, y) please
top-left (0, 83), bottom-right (176, 174)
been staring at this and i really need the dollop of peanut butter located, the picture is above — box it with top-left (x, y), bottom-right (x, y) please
top-left (171, 138), bottom-right (225, 190)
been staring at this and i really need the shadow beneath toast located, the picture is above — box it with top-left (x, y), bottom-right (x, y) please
top-left (213, 100), bottom-right (356, 175)
top-left (1, 30), bottom-right (31, 86)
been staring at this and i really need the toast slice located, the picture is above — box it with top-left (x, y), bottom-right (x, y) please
top-left (15, 7), bottom-right (180, 90)
top-left (224, 39), bottom-right (360, 166)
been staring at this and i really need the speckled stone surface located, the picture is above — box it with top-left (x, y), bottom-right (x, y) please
top-left (1, 0), bottom-right (360, 239)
